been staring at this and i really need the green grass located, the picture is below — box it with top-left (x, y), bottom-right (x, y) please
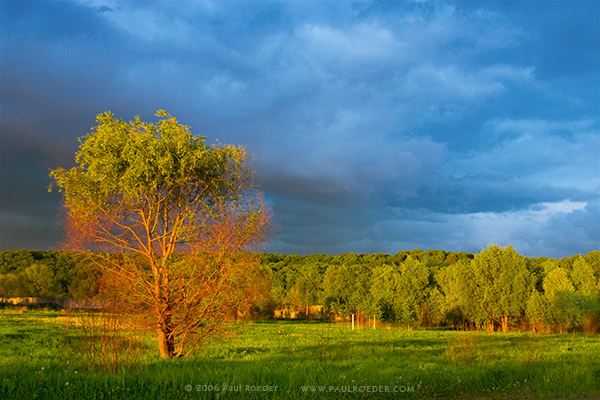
top-left (1, 310), bottom-right (599, 399)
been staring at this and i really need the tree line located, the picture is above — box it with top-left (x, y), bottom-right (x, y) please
top-left (0, 249), bottom-right (100, 299)
top-left (1, 246), bottom-right (599, 333)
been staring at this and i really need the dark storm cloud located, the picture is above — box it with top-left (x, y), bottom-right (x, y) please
top-left (0, 0), bottom-right (598, 257)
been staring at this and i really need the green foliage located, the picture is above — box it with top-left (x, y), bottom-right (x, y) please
top-left (535, 258), bottom-right (600, 333)
top-left (0, 250), bottom-right (78, 298)
top-left (67, 259), bottom-right (102, 300)
top-left (23, 264), bottom-right (56, 298)
top-left (584, 250), bottom-right (600, 274)
top-left (370, 264), bottom-right (400, 321)
top-left (2, 247), bottom-right (599, 333)
top-left (571, 255), bottom-right (598, 296)
top-left (526, 291), bottom-right (550, 326)
top-left (395, 256), bottom-right (430, 327)
top-left (0, 249), bottom-right (37, 274)
top-left (322, 263), bottom-right (369, 317)
top-left (542, 267), bottom-right (580, 331)
top-left (289, 262), bottom-right (325, 315)
top-left (543, 267), bottom-right (575, 300)
top-left (0, 273), bottom-right (29, 297)
top-left (420, 249), bottom-right (448, 271)
top-left (48, 110), bottom-right (270, 358)
top-left (49, 111), bottom-right (255, 252)
top-left (469, 245), bottom-right (534, 329)
top-left (422, 288), bottom-right (445, 327)
top-left (436, 260), bottom-right (474, 327)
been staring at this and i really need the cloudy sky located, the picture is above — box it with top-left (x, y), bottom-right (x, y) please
top-left (1, 0), bottom-right (598, 258)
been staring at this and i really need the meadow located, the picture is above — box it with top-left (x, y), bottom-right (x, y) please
top-left (0, 310), bottom-right (599, 400)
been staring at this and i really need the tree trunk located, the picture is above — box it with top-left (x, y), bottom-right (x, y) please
top-left (156, 295), bottom-right (176, 358)
top-left (157, 325), bottom-right (175, 358)
top-left (501, 316), bottom-right (509, 333)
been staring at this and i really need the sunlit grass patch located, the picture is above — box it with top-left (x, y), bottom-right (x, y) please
top-left (1, 311), bottom-right (599, 399)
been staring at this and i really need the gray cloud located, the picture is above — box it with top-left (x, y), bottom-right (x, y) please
top-left (0, 0), bottom-right (598, 257)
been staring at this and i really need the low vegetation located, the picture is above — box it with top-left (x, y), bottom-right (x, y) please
top-left (1, 310), bottom-right (599, 399)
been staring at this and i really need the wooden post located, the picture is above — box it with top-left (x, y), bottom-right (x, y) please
top-left (373, 315), bottom-right (376, 330)
top-left (352, 313), bottom-right (355, 330)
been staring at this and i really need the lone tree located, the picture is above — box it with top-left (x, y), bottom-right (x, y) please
top-left (50, 110), bottom-right (270, 358)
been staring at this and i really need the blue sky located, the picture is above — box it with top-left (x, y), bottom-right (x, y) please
top-left (1, 0), bottom-right (598, 258)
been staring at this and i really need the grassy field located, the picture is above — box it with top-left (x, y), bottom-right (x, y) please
top-left (0, 310), bottom-right (599, 399)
